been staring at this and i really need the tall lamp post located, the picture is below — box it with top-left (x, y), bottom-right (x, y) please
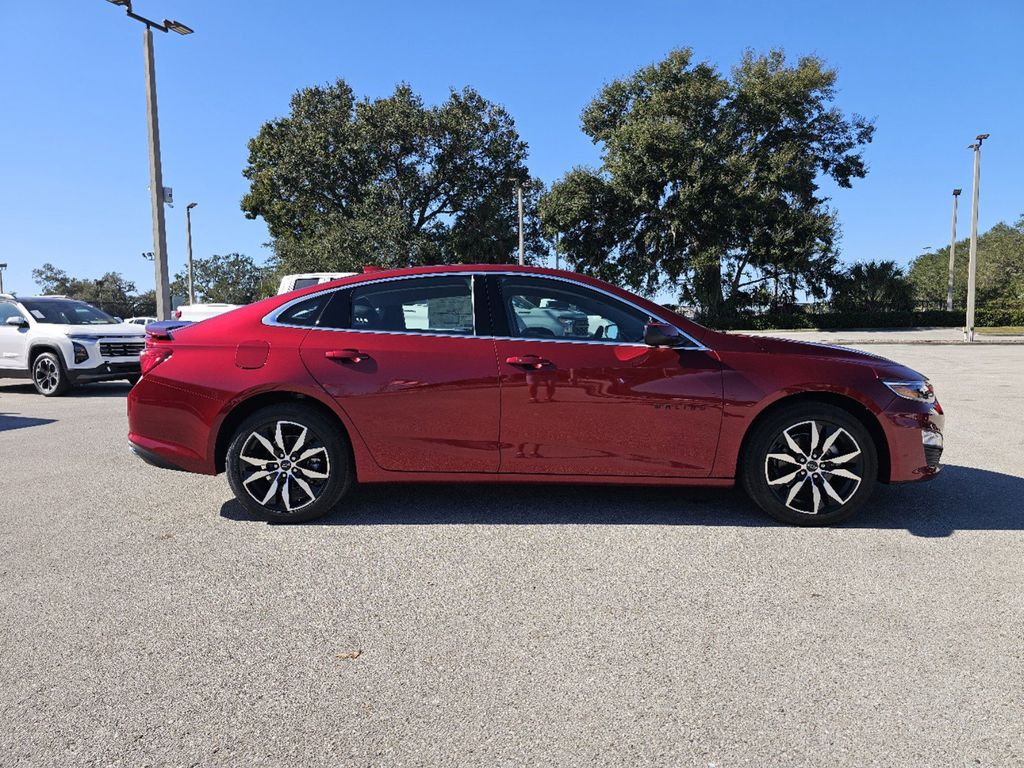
top-left (103, 0), bottom-right (193, 320)
top-left (964, 133), bottom-right (989, 342)
top-left (0, 263), bottom-right (7, 294)
top-left (185, 202), bottom-right (197, 305)
top-left (517, 185), bottom-right (525, 265)
top-left (947, 188), bottom-right (961, 311)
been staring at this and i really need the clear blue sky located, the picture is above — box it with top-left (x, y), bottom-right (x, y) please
top-left (1, 0), bottom-right (1021, 296)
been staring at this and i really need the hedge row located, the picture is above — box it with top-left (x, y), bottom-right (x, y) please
top-left (709, 307), bottom-right (1024, 331)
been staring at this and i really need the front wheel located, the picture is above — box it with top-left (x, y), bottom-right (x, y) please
top-left (225, 404), bottom-right (353, 523)
top-left (740, 404), bottom-right (878, 526)
top-left (32, 351), bottom-right (72, 397)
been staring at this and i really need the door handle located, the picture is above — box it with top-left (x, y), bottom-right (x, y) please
top-left (325, 349), bottom-right (370, 363)
top-left (505, 355), bottom-right (553, 369)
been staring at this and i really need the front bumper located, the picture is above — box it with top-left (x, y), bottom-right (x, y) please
top-left (882, 404), bottom-right (944, 482)
top-left (67, 361), bottom-right (140, 384)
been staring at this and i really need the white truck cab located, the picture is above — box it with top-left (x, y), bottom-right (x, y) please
top-left (277, 272), bottom-right (357, 294)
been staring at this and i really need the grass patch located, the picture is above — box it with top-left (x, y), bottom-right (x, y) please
top-left (976, 326), bottom-right (1024, 336)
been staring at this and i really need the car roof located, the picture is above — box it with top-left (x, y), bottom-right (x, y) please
top-left (17, 295), bottom-right (84, 302)
top-left (307, 264), bottom-right (615, 288)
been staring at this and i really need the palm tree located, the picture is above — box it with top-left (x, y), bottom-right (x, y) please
top-left (831, 260), bottom-right (915, 312)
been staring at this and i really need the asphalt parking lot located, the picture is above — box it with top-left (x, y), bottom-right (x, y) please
top-left (1, 344), bottom-right (1022, 766)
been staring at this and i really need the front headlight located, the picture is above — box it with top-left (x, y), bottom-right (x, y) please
top-left (72, 342), bottom-right (89, 364)
top-left (883, 380), bottom-right (935, 403)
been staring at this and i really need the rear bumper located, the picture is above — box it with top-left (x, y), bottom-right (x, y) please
top-left (127, 376), bottom-right (221, 475)
top-left (68, 361), bottom-right (140, 384)
top-left (128, 440), bottom-right (186, 472)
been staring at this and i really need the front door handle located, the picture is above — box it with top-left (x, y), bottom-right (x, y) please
top-left (326, 349), bottom-right (370, 363)
top-left (505, 355), bottom-right (553, 370)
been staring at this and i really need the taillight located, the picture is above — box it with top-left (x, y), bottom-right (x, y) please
top-left (174, 309), bottom-right (182, 320)
top-left (139, 347), bottom-right (172, 376)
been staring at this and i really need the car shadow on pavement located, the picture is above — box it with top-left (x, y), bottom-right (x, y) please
top-left (219, 464), bottom-right (1023, 538)
top-left (0, 412), bottom-right (57, 432)
top-left (0, 382), bottom-right (132, 398)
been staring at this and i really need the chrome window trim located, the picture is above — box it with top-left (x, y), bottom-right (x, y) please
top-left (263, 270), bottom-right (710, 351)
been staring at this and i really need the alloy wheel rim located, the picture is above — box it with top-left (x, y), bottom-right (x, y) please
top-left (34, 357), bottom-right (59, 393)
top-left (763, 420), bottom-right (863, 515)
top-left (238, 420), bottom-right (331, 514)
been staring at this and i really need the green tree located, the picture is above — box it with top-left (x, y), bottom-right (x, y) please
top-left (132, 290), bottom-right (157, 317)
top-left (908, 216), bottom-right (1024, 309)
top-left (829, 260), bottom-right (914, 312)
top-left (242, 80), bottom-right (545, 273)
top-left (540, 48), bottom-right (874, 321)
top-left (171, 253), bottom-right (270, 304)
top-left (31, 263), bottom-right (141, 318)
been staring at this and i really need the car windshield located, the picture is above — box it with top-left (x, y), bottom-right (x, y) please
top-left (21, 299), bottom-right (118, 325)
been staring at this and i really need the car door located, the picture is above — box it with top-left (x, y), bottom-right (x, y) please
top-left (0, 302), bottom-right (30, 371)
top-left (298, 274), bottom-right (501, 473)
top-left (490, 275), bottom-right (723, 477)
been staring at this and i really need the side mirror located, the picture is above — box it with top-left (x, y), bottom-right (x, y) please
top-left (5, 315), bottom-right (28, 328)
top-left (644, 321), bottom-right (685, 347)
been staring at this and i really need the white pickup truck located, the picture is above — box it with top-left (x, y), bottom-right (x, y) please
top-left (173, 272), bottom-right (357, 322)
top-left (276, 272), bottom-right (356, 293)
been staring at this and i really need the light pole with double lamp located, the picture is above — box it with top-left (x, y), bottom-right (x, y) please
top-left (103, 0), bottom-right (193, 320)
top-left (964, 134), bottom-right (989, 342)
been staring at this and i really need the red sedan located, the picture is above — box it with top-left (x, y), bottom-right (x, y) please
top-left (127, 265), bottom-right (943, 525)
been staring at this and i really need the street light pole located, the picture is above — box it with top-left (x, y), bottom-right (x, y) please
top-left (964, 134), bottom-right (989, 342)
top-left (185, 202), bottom-right (197, 304)
top-left (104, 0), bottom-right (193, 320)
top-left (947, 188), bottom-right (961, 312)
top-left (142, 26), bottom-right (171, 319)
top-left (517, 185), bottom-right (525, 265)
top-left (0, 263), bottom-right (7, 294)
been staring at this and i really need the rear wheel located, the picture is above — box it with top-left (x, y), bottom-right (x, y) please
top-left (32, 351), bottom-right (72, 397)
top-left (226, 404), bottom-right (352, 523)
top-left (741, 404), bottom-right (878, 526)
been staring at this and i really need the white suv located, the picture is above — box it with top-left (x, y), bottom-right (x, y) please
top-left (0, 295), bottom-right (146, 396)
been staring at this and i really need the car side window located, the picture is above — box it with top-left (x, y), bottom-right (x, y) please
top-left (276, 293), bottom-right (330, 327)
top-left (337, 276), bottom-right (475, 335)
top-left (0, 303), bottom-right (25, 323)
top-left (497, 276), bottom-right (652, 343)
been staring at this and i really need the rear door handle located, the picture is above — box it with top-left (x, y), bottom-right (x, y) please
top-left (326, 349), bottom-right (370, 363)
top-left (505, 355), bottom-right (553, 369)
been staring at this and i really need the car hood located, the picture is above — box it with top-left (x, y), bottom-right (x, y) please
top-left (718, 332), bottom-right (928, 380)
top-left (746, 334), bottom-right (890, 361)
top-left (65, 323), bottom-right (147, 338)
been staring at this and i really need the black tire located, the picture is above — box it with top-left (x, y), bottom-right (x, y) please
top-left (225, 403), bottom-right (353, 523)
top-left (740, 404), bottom-right (878, 526)
top-left (32, 351), bottom-right (72, 397)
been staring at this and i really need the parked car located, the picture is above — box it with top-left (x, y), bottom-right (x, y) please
top-left (125, 316), bottom-right (157, 326)
top-left (510, 295), bottom-right (590, 337)
top-left (0, 294), bottom-right (145, 395)
top-left (277, 272), bottom-right (357, 294)
top-left (169, 273), bottom-right (361, 324)
top-left (173, 302), bottom-right (241, 322)
top-left (127, 265), bottom-right (943, 526)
